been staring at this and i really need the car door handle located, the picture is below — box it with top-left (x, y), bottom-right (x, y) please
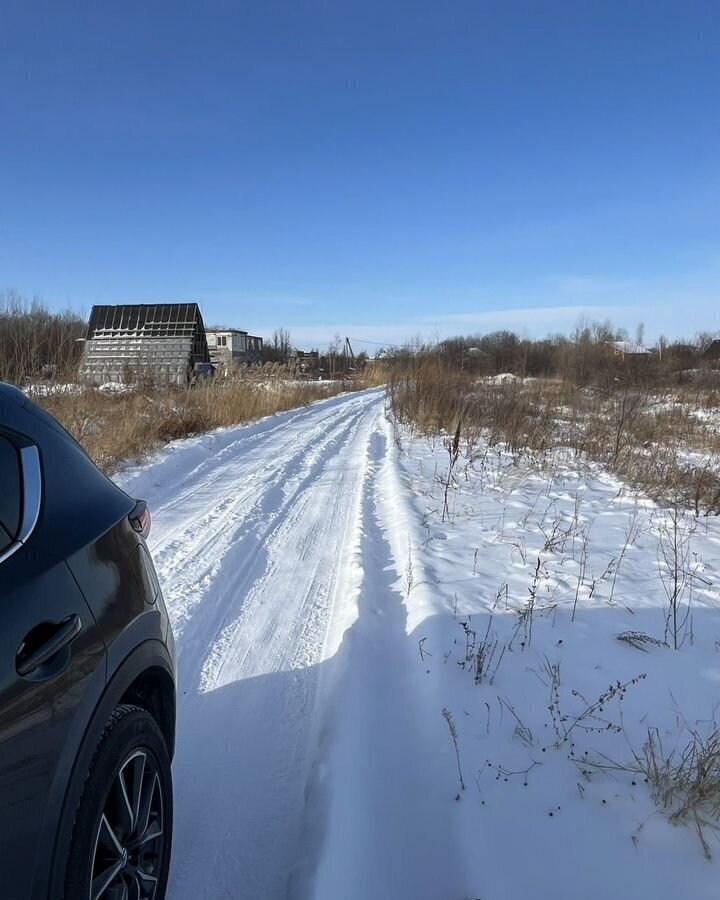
top-left (16, 614), bottom-right (82, 677)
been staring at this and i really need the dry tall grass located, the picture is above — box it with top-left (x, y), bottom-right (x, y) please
top-left (37, 374), bottom-right (376, 473)
top-left (634, 726), bottom-right (720, 859)
top-left (387, 356), bottom-right (720, 513)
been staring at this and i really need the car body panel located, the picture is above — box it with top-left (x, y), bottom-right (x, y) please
top-left (0, 547), bottom-right (106, 900)
top-left (67, 517), bottom-right (171, 674)
top-left (0, 384), bottom-right (135, 561)
top-left (0, 385), bottom-right (176, 900)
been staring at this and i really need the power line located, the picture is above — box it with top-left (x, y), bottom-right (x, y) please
top-left (345, 336), bottom-right (402, 348)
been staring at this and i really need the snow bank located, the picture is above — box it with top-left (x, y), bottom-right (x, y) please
top-left (309, 421), bottom-right (720, 900)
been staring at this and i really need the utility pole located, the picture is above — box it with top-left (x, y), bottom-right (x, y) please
top-left (344, 337), bottom-right (355, 375)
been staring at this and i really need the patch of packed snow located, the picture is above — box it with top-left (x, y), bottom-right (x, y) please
top-left (22, 381), bottom-right (82, 397)
top-left (97, 381), bottom-right (134, 393)
top-left (485, 372), bottom-right (523, 384)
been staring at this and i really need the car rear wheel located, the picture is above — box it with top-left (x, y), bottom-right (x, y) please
top-left (64, 704), bottom-right (173, 900)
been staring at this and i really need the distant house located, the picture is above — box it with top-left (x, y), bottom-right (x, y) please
top-left (206, 330), bottom-right (264, 371)
top-left (206, 329), bottom-right (248, 371)
top-left (80, 303), bottom-right (211, 386)
top-left (290, 349), bottom-right (320, 374)
top-left (702, 340), bottom-right (720, 362)
top-left (604, 341), bottom-right (652, 361)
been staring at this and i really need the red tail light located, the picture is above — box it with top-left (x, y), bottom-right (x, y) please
top-left (129, 500), bottom-right (152, 539)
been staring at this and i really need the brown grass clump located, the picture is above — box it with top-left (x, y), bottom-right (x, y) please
top-left (36, 375), bottom-right (374, 473)
top-left (635, 726), bottom-right (720, 859)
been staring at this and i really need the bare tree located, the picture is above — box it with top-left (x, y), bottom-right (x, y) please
top-left (265, 328), bottom-right (292, 363)
top-left (0, 291), bottom-right (86, 384)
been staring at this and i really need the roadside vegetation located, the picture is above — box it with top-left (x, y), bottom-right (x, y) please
top-left (382, 323), bottom-right (720, 861)
top-left (37, 376), bottom-right (375, 473)
top-left (386, 324), bottom-right (720, 514)
top-left (1, 293), bottom-right (383, 472)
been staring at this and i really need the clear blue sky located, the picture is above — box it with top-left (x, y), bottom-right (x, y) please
top-left (1, 1), bottom-right (718, 348)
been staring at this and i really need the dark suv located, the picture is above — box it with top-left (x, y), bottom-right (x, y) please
top-left (0, 384), bottom-right (176, 900)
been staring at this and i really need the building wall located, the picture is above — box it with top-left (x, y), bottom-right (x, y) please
top-left (206, 330), bottom-right (256, 371)
top-left (80, 336), bottom-right (197, 385)
top-left (207, 331), bottom-right (248, 352)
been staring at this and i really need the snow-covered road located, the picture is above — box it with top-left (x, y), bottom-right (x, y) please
top-left (115, 387), bottom-right (720, 900)
top-left (117, 388), bottom-right (388, 900)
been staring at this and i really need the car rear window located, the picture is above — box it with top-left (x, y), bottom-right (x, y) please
top-left (0, 435), bottom-right (21, 552)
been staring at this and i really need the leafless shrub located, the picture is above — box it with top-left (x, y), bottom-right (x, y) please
top-left (458, 616), bottom-right (506, 685)
top-left (611, 385), bottom-right (648, 462)
top-left (539, 515), bottom-right (579, 553)
top-left (545, 664), bottom-right (647, 749)
top-left (509, 557), bottom-right (548, 650)
top-left (656, 505), bottom-right (697, 649)
top-left (440, 419), bottom-right (462, 523)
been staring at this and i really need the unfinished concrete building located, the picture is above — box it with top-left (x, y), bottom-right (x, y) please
top-left (206, 329), bottom-right (264, 372)
top-left (80, 303), bottom-right (211, 386)
top-left (206, 328), bottom-right (248, 372)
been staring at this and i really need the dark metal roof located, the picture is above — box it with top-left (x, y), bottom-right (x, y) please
top-left (86, 303), bottom-right (205, 340)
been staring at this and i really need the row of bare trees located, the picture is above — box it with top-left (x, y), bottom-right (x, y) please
top-left (381, 319), bottom-right (716, 388)
top-left (0, 292), bottom-right (86, 384)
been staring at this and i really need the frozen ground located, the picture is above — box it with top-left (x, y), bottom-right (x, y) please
top-left (115, 388), bottom-right (720, 900)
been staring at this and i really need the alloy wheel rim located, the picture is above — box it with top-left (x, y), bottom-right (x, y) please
top-left (89, 749), bottom-right (164, 900)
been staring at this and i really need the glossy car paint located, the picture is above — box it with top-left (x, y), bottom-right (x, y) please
top-left (0, 384), bottom-right (175, 900)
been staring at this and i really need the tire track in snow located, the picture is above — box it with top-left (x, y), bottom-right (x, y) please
top-left (183, 399), bottom-right (373, 690)
top-left (150, 395), bottom-right (371, 573)
top-left (302, 417), bottom-right (471, 900)
top-left (151, 391), bottom-right (382, 643)
top-left (156, 388), bottom-right (385, 900)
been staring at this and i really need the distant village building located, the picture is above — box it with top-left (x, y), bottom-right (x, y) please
top-left (80, 303), bottom-right (211, 386)
top-left (702, 340), bottom-right (720, 363)
top-left (289, 349), bottom-right (320, 374)
top-left (604, 341), bottom-right (652, 361)
top-left (206, 330), bottom-right (264, 372)
top-left (206, 329), bottom-right (248, 371)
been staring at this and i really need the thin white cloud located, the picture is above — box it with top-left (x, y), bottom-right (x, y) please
top-left (419, 304), bottom-right (641, 330)
top-left (549, 275), bottom-right (644, 297)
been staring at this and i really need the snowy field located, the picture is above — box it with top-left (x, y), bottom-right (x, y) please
top-left (114, 387), bottom-right (720, 900)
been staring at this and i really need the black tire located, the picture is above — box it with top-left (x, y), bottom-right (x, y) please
top-left (63, 704), bottom-right (173, 900)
